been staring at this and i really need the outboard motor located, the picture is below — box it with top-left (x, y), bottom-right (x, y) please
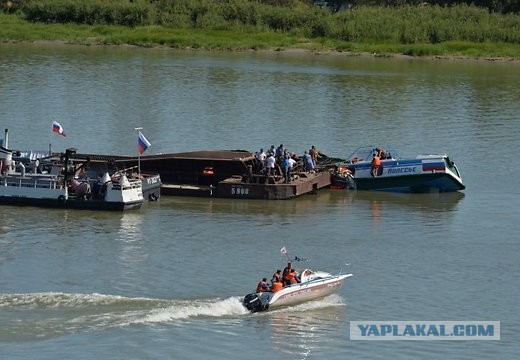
top-left (243, 292), bottom-right (271, 313)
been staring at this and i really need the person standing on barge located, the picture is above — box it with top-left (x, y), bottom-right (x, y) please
top-left (303, 150), bottom-right (314, 172)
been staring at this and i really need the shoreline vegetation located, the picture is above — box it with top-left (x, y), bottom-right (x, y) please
top-left (1, 0), bottom-right (520, 61)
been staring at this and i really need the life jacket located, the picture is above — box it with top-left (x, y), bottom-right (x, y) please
top-left (286, 272), bottom-right (296, 284)
top-left (271, 281), bottom-right (283, 293)
top-left (372, 156), bottom-right (381, 167)
top-left (256, 281), bottom-right (268, 293)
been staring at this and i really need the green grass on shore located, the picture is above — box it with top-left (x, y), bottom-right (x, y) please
top-left (1, 12), bottom-right (519, 60)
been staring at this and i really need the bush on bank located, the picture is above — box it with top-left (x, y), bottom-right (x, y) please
top-left (1, 0), bottom-right (519, 46)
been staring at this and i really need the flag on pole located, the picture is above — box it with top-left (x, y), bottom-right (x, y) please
top-left (137, 131), bottom-right (151, 154)
top-left (52, 121), bottom-right (66, 137)
top-left (280, 247), bottom-right (287, 255)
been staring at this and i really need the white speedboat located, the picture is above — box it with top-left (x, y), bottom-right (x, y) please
top-left (332, 146), bottom-right (465, 193)
top-left (243, 269), bottom-right (353, 313)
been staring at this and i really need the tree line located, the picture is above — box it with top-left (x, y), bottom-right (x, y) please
top-left (3, 0), bottom-right (518, 14)
top-left (321, 0), bottom-right (517, 14)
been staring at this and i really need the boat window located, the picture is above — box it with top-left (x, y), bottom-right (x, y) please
top-left (444, 157), bottom-right (461, 177)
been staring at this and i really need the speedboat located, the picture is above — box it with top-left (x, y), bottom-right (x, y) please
top-left (331, 146), bottom-right (465, 193)
top-left (243, 269), bottom-right (353, 313)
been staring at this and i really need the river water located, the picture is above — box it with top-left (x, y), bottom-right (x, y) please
top-left (0, 43), bottom-right (519, 359)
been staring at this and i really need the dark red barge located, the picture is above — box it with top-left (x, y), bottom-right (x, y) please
top-left (69, 150), bottom-right (332, 200)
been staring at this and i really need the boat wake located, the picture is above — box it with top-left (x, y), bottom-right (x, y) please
top-left (0, 292), bottom-right (345, 341)
top-left (0, 292), bottom-right (247, 341)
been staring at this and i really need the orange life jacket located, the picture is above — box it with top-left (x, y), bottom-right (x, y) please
top-left (271, 281), bottom-right (283, 293)
top-left (286, 272), bottom-right (296, 284)
top-left (272, 272), bottom-right (281, 282)
top-left (372, 156), bottom-right (381, 167)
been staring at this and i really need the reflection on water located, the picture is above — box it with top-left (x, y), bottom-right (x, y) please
top-left (115, 213), bottom-right (148, 290)
top-left (117, 212), bottom-right (145, 241)
top-left (249, 295), bottom-right (347, 358)
top-left (154, 190), bottom-right (464, 218)
top-left (156, 190), bottom-right (363, 217)
top-left (350, 190), bottom-right (465, 211)
top-left (268, 296), bottom-right (347, 358)
top-left (348, 190), bottom-right (465, 226)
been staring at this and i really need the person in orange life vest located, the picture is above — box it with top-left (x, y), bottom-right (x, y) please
top-left (271, 279), bottom-right (283, 293)
top-left (271, 270), bottom-right (282, 285)
top-left (282, 262), bottom-right (292, 286)
top-left (285, 269), bottom-right (298, 284)
top-left (256, 278), bottom-right (269, 293)
top-left (371, 153), bottom-right (381, 177)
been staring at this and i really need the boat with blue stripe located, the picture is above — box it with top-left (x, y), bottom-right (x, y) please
top-left (332, 146), bottom-right (465, 193)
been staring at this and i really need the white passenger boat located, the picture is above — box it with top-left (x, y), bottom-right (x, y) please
top-left (1, 139), bottom-right (143, 211)
top-left (243, 269), bottom-right (353, 313)
top-left (332, 146), bottom-right (465, 193)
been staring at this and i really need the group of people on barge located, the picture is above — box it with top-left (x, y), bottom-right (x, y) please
top-left (256, 262), bottom-right (301, 293)
top-left (253, 144), bottom-right (320, 183)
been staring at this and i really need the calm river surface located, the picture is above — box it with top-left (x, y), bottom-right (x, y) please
top-left (0, 43), bottom-right (519, 359)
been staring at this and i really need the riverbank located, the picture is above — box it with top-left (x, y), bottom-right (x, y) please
top-left (4, 38), bottom-right (519, 65)
top-left (1, 12), bottom-right (519, 62)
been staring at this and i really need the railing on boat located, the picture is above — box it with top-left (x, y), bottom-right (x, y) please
top-left (2, 175), bottom-right (64, 189)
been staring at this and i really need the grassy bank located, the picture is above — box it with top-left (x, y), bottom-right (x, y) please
top-left (1, 4), bottom-right (520, 60)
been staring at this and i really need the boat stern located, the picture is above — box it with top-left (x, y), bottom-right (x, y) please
top-left (243, 292), bottom-right (273, 313)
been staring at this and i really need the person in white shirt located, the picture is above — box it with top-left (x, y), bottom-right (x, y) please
top-left (266, 153), bottom-right (276, 176)
top-left (283, 155), bottom-right (297, 183)
top-left (256, 148), bottom-right (267, 172)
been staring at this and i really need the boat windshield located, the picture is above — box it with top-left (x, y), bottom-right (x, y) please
top-left (444, 156), bottom-right (461, 178)
top-left (347, 146), bottom-right (400, 163)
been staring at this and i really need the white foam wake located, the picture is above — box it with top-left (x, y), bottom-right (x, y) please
top-left (0, 292), bottom-right (343, 341)
top-left (0, 292), bottom-right (251, 341)
top-left (139, 296), bottom-right (249, 324)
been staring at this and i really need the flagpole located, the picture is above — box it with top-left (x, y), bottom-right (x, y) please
top-left (280, 247), bottom-right (290, 262)
top-left (134, 127), bottom-right (143, 177)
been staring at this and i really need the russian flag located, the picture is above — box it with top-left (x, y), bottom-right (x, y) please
top-left (52, 121), bottom-right (66, 137)
top-left (138, 131), bottom-right (151, 154)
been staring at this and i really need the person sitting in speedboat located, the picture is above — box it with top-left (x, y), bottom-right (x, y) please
top-left (271, 270), bottom-right (282, 285)
top-left (293, 269), bottom-right (301, 283)
top-left (256, 278), bottom-right (270, 293)
top-left (271, 279), bottom-right (283, 293)
top-left (285, 269), bottom-right (301, 285)
top-left (282, 262), bottom-right (292, 285)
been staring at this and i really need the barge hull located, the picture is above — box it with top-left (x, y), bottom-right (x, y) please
top-left (216, 172), bottom-right (331, 200)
